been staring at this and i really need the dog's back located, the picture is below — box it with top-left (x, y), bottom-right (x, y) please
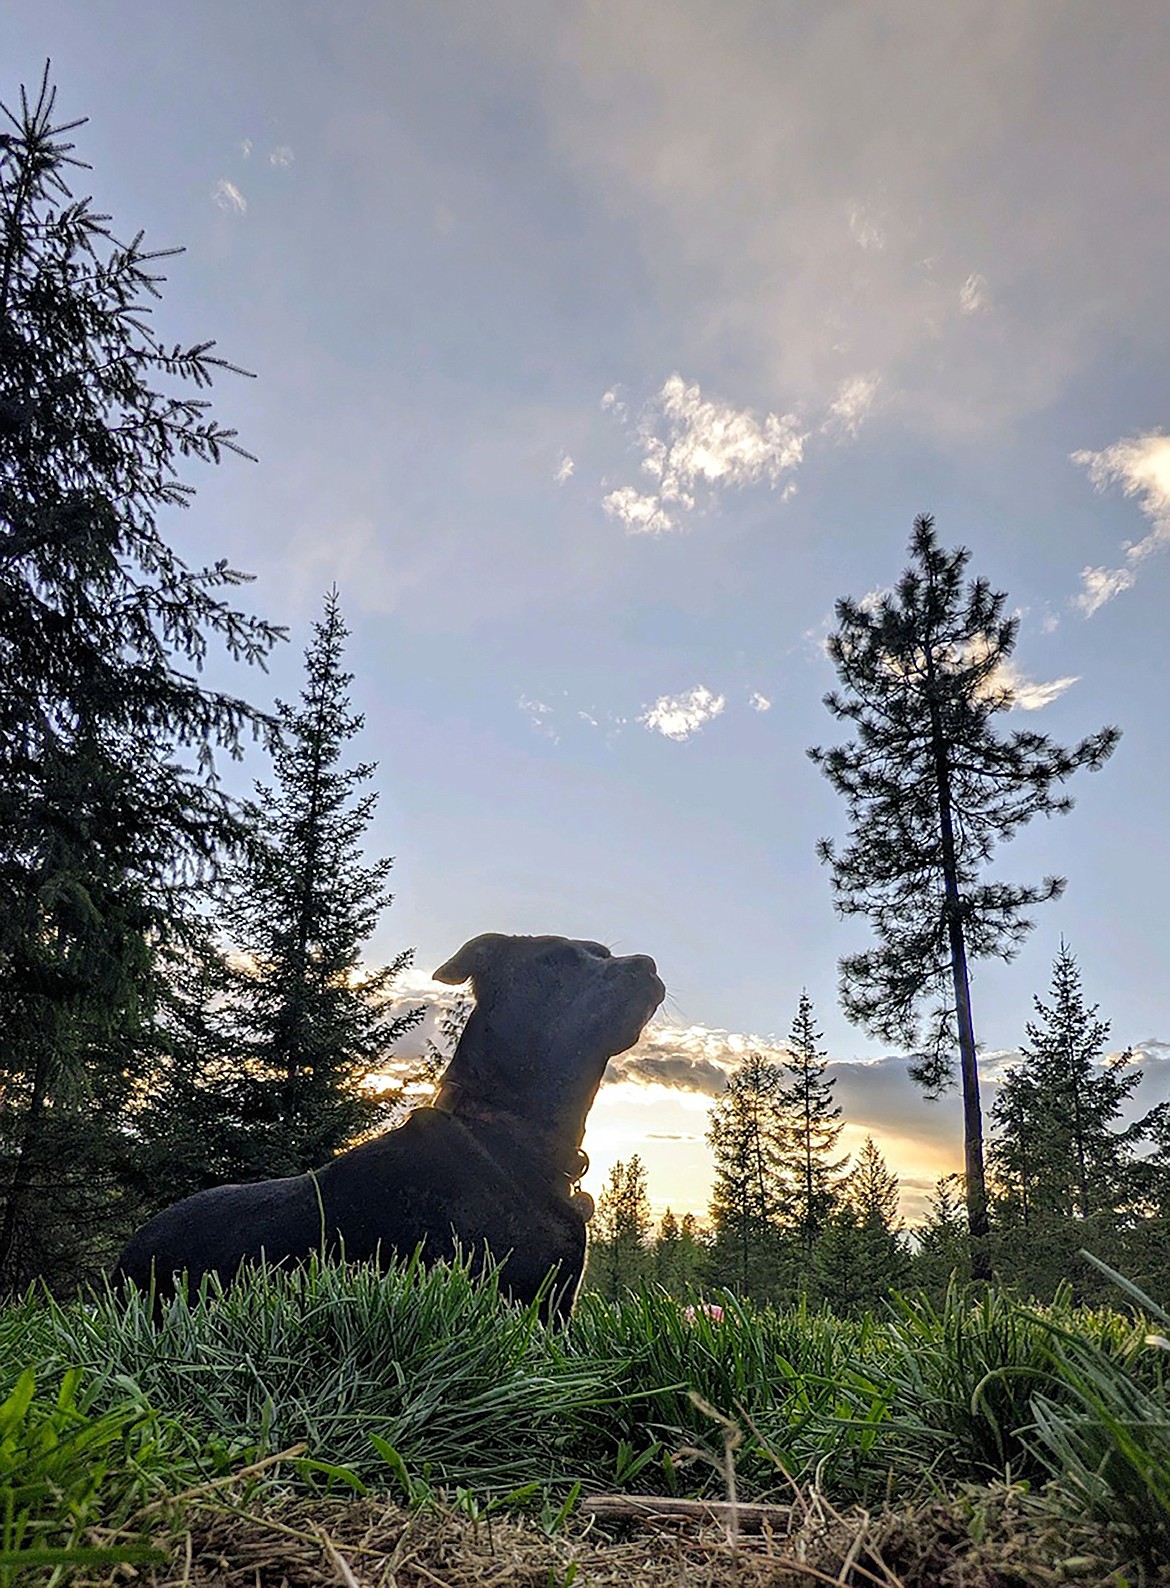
top-left (112, 1172), bottom-right (320, 1299)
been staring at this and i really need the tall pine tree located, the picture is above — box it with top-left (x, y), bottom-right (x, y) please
top-left (990, 943), bottom-right (1141, 1295)
top-left (706, 1052), bottom-right (790, 1298)
top-left (810, 515), bottom-right (1118, 1277)
top-left (911, 1174), bottom-right (970, 1297)
top-left (780, 992), bottom-right (846, 1254)
top-left (0, 73), bottom-right (281, 1289)
top-left (813, 1137), bottom-right (908, 1312)
top-left (588, 1155), bottom-right (653, 1298)
top-left (208, 589), bottom-right (418, 1175)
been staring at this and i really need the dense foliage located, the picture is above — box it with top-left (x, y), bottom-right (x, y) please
top-left (0, 71), bottom-right (283, 1292)
top-left (0, 75), bottom-right (414, 1292)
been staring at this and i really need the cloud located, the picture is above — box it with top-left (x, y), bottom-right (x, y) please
top-left (959, 272), bottom-right (990, 315)
top-left (608, 1022), bottom-right (743, 1095)
top-left (638, 684), bottom-right (726, 741)
top-left (1072, 432), bottom-right (1170, 614)
top-left (239, 138), bottom-right (252, 159)
top-left (211, 179), bottom-right (247, 215)
top-left (847, 202), bottom-right (885, 252)
top-left (602, 484), bottom-right (677, 534)
top-left (985, 657), bottom-right (1078, 712)
top-left (269, 145), bottom-right (295, 167)
top-left (824, 373), bottom-right (880, 437)
top-left (553, 451), bottom-right (575, 484)
top-left (603, 373), bottom-right (805, 534)
top-left (465, 4), bottom-right (1170, 440)
top-left (518, 694), bottom-right (559, 741)
top-left (748, 691), bottom-right (772, 712)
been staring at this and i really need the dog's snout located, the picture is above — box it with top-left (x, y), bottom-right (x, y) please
top-left (624, 953), bottom-right (665, 1011)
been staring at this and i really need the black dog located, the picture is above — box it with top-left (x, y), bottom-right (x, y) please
top-left (113, 933), bottom-right (664, 1320)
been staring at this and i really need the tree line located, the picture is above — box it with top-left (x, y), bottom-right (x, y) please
top-left (0, 74), bottom-right (419, 1293)
top-left (588, 943), bottom-right (1170, 1311)
top-left (1, 72), bottom-right (1154, 1306)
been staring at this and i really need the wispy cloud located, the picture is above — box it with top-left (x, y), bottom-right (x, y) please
top-left (603, 373), bottom-right (805, 534)
top-left (269, 145), bottom-right (295, 167)
top-left (211, 179), bottom-right (247, 215)
top-left (986, 657), bottom-right (1078, 712)
top-left (553, 451), bottom-right (575, 484)
top-left (847, 201), bottom-right (885, 252)
top-left (639, 685), bottom-right (726, 742)
top-left (824, 373), bottom-right (880, 438)
top-left (1072, 432), bottom-right (1170, 614)
top-left (959, 272), bottom-right (990, 315)
top-left (518, 694), bottom-right (559, 741)
top-left (748, 691), bottom-right (772, 712)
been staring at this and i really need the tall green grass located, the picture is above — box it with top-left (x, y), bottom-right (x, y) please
top-left (0, 1368), bottom-right (171, 1585)
top-left (3, 1253), bottom-right (1169, 1569)
top-left (1025, 1257), bottom-right (1170, 1568)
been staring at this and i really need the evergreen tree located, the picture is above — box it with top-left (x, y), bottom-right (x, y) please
top-left (654, 1206), bottom-right (705, 1295)
top-left (810, 514), bottom-right (1118, 1277)
top-left (588, 1155), bottom-right (652, 1298)
top-left (990, 944), bottom-right (1141, 1295)
top-left (911, 1174), bottom-right (971, 1297)
top-left (0, 73), bottom-right (281, 1289)
top-left (813, 1137), bottom-right (908, 1312)
top-left (214, 589), bottom-right (419, 1175)
top-left (780, 991), bottom-right (846, 1253)
top-left (414, 989), bottom-right (473, 1094)
top-left (706, 1052), bottom-right (790, 1298)
top-left (655, 1206), bottom-right (681, 1291)
top-left (1122, 1100), bottom-right (1170, 1309)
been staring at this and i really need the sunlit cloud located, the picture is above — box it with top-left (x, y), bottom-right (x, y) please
top-left (748, 691), bottom-right (772, 712)
top-left (603, 373), bottom-right (805, 534)
top-left (1072, 432), bottom-right (1170, 614)
top-left (959, 272), bottom-right (990, 315)
top-left (553, 451), bottom-right (575, 484)
top-left (211, 179), bottom-right (247, 215)
top-left (984, 657), bottom-right (1078, 712)
top-left (602, 484), bottom-right (677, 534)
top-left (824, 373), bottom-right (880, 437)
top-left (269, 145), bottom-right (295, 167)
top-left (608, 1022), bottom-right (744, 1095)
top-left (638, 685), bottom-right (725, 742)
top-left (239, 138), bottom-right (252, 159)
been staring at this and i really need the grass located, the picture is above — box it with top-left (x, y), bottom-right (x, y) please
top-left (1, 1253), bottom-right (1169, 1580)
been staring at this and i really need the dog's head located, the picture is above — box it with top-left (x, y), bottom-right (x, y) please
top-left (432, 934), bottom-right (664, 1137)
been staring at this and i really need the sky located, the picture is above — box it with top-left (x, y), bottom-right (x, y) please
top-left (4, 2), bottom-right (1169, 1223)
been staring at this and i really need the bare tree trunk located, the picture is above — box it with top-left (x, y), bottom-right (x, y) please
top-left (924, 652), bottom-right (990, 1281)
top-left (947, 911), bottom-right (990, 1279)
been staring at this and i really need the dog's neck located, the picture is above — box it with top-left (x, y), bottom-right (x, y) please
top-left (429, 1077), bottom-right (590, 1197)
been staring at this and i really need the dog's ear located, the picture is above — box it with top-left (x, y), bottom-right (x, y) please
top-left (432, 933), bottom-right (512, 985)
